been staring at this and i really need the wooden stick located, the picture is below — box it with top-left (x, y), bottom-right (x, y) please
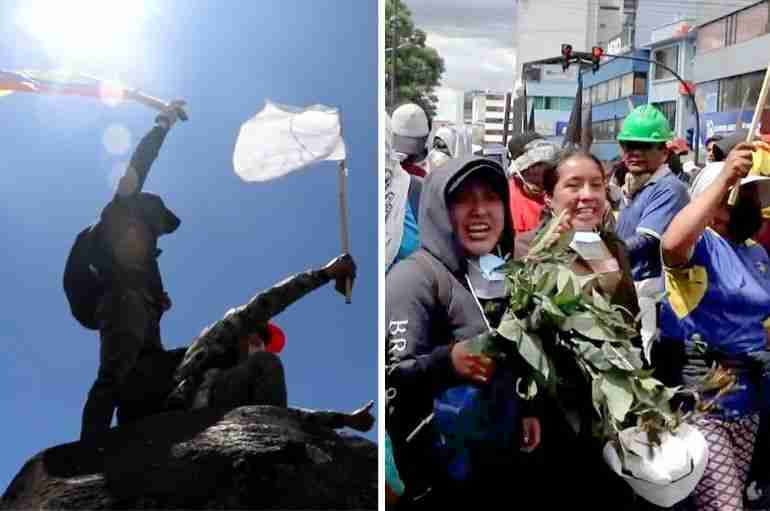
top-left (338, 160), bottom-right (352, 304)
top-left (728, 63), bottom-right (770, 206)
top-left (123, 89), bottom-right (189, 121)
top-left (124, 89), bottom-right (167, 111)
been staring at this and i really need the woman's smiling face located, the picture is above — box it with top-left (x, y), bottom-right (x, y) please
top-left (549, 155), bottom-right (607, 231)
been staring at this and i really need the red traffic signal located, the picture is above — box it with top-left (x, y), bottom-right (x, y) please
top-left (561, 44), bottom-right (573, 70)
top-left (591, 46), bottom-right (604, 72)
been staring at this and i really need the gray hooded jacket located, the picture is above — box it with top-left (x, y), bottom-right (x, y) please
top-left (385, 156), bottom-right (517, 491)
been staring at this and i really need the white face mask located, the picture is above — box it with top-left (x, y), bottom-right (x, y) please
top-left (479, 253), bottom-right (506, 281)
top-left (467, 253), bottom-right (507, 299)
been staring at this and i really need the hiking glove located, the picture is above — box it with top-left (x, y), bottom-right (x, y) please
top-left (156, 99), bottom-right (188, 130)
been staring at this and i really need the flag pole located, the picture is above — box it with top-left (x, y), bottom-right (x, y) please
top-left (728, 62), bottom-right (770, 206)
top-left (338, 117), bottom-right (352, 304)
top-left (338, 161), bottom-right (352, 303)
top-left (75, 74), bottom-right (175, 115)
top-left (124, 89), bottom-right (189, 121)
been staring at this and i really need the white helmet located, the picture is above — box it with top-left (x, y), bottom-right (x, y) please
top-left (392, 103), bottom-right (429, 137)
top-left (603, 424), bottom-right (708, 508)
top-left (433, 126), bottom-right (458, 157)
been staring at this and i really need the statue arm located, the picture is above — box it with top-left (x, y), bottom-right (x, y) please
top-left (226, 268), bottom-right (332, 335)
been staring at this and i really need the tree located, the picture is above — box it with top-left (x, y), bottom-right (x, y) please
top-left (385, 0), bottom-right (445, 118)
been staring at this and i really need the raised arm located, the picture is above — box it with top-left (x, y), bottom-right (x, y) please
top-left (229, 253), bottom-right (356, 328)
top-left (116, 100), bottom-right (187, 197)
top-left (173, 254), bottom-right (356, 383)
top-left (662, 143), bottom-right (754, 267)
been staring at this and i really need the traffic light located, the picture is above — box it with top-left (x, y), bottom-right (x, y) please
top-left (561, 44), bottom-right (573, 71)
top-left (591, 46), bottom-right (604, 73)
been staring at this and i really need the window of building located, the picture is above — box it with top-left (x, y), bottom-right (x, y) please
top-left (718, 71), bottom-right (770, 111)
top-left (560, 97), bottom-right (575, 111)
top-left (696, 80), bottom-right (720, 113)
top-left (654, 101), bottom-right (677, 130)
top-left (534, 96), bottom-right (545, 109)
top-left (592, 121), bottom-right (604, 141)
top-left (697, 2), bottom-right (769, 53)
top-left (592, 119), bottom-right (619, 141)
top-left (633, 73), bottom-right (647, 95)
top-left (597, 81), bottom-right (609, 103)
top-left (736, 2), bottom-right (769, 44)
top-left (487, 106), bottom-right (505, 113)
top-left (607, 77), bottom-right (621, 101)
top-left (591, 85), bottom-right (600, 105)
top-left (697, 18), bottom-right (726, 52)
top-left (719, 75), bottom-right (741, 111)
top-left (743, 71), bottom-right (770, 108)
top-left (653, 46), bottom-right (678, 80)
top-left (725, 13), bottom-right (738, 46)
top-left (621, 73), bottom-right (634, 97)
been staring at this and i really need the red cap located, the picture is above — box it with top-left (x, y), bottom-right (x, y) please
top-left (264, 322), bottom-right (286, 353)
top-left (242, 322), bottom-right (286, 355)
top-left (667, 137), bottom-right (689, 155)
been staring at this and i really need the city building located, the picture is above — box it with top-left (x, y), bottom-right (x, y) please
top-left (512, 0), bottom-right (623, 142)
top-left (692, 0), bottom-right (770, 141)
top-left (522, 64), bottom-right (579, 141)
top-left (632, 0), bottom-right (757, 52)
top-left (644, 17), bottom-right (697, 140)
top-left (513, 0), bottom-right (621, 85)
top-left (582, 48), bottom-right (651, 162)
top-left (471, 91), bottom-right (514, 146)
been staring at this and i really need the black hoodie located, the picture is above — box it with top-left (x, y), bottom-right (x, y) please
top-left (385, 156), bottom-right (520, 500)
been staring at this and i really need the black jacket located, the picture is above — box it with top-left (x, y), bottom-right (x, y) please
top-left (386, 156), bottom-right (526, 501)
top-left (93, 125), bottom-right (180, 303)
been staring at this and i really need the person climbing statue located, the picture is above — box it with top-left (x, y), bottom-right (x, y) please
top-left (160, 253), bottom-right (373, 431)
top-left (70, 100), bottom-right (188, 441)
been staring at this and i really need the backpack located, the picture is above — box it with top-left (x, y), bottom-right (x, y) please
top-left (63, 225), bottom-right (106, 330)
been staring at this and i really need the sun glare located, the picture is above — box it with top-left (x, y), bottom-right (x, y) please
top-left (16, 0), bottom-right (147, 63)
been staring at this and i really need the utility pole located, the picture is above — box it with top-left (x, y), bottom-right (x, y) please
top-left (389, 6), bottom-right (398, 113)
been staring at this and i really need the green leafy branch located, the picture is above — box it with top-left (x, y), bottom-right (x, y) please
top-left (475, 214), bottom-right (727, 446)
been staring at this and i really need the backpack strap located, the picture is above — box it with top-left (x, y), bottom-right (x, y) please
top-left (411, 250), bottom-right (451, 310)
top-left (407, 174), bottom-right (423, 218)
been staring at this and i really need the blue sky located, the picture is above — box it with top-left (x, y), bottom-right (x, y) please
top-left (0, 0), bottom-right (378, 491)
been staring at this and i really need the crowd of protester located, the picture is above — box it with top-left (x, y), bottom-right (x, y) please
top-left (386, 101), bottom-right (770, 511)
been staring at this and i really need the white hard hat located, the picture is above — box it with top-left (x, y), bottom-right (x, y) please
top-left (603, 424), bottom-right (708, 508)
top-left (507, 139), bottom-right (560, 178)
top-left (433, 126), bottom-right (458, 157)
top-left (392, 103), bottom-right (429, 137)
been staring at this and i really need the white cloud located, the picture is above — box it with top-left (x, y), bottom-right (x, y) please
top-left (425, 31), bottom-right (515, 93)
top-left (403, 0), bottom-right (516, 115)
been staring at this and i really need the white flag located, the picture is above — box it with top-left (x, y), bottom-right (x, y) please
top-left (233, 100), bottom-right (346, 182)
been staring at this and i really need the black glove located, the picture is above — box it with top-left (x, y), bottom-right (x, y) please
top-left (156, 99), bottom-right (188, 129)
